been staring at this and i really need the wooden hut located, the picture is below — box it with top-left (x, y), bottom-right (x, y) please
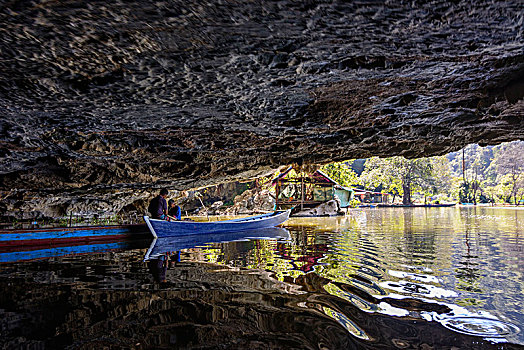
top-left (273, 166), bottom-right (354, 210)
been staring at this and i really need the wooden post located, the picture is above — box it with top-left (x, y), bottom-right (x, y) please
top-left (301, 175), bottom-right (304, 211)
top-left (275, 181), bottom-right (280, 210)
top-left (462, 148), bottom-right (466, 183)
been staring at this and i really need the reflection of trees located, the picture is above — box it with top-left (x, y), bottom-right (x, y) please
top-left (455, 210), bottom-right (483, 294)
top-left (455, 231), bottom-right (482, 293)
top-left (182, 208), bottom-right (521, 331)
top-left (190, 226), bottom-right (332, 278)
top-left (516, 210), bottom-right (522, 236)
top-left (221, 240), bottom-right (256, 267)
top-left (401, 209), bottom-right (437, 266)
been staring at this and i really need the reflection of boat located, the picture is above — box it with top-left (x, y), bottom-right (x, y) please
top-left (143, 210), bottom-right (291, 238)
top-left (144, 227), bottom-right (291, 261)
top-left (0, 224), bottom-right (149, 248)
top-left (0, 239), bottom-right (149, 264)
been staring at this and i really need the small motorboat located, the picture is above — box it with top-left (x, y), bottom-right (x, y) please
top-left (143, 210), bottom-right (291, 238)
top-left (143, 227), bottom-right (291, 261)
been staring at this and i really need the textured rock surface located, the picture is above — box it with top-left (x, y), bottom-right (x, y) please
top-left (0, 0), bottom-right (523, 218)
top-left (211, 188), bottom-right (276, 215)
top-left (293, 199), bottom-right (343, 217)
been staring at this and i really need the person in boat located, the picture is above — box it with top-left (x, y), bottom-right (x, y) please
top-left (168, 199), bottom-right (182, 221)
top-left (148, 188), bottom-right (169, 220)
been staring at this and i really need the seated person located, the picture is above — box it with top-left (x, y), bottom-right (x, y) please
top-left (148, 189), bottom-right (169, 219)
top-left (168, 199), bottom-right (182, 220)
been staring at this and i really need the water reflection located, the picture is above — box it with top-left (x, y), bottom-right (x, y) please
top-left (147, 254), bottom-right (170, 283)
top-left (144, 227), bottom-right (291, 261)
top-left (0, 207), bottom-right (523, 349)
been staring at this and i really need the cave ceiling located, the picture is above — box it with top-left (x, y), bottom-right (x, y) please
top-left (0, 0), bottom-right (523, 217)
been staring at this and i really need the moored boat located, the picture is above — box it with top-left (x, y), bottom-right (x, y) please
top-left (376, 203), bottom-right (457, 208)
top-left (0, 224), bottom-right (149, 248)
top-left (143, 210), bottom-right (291, 238)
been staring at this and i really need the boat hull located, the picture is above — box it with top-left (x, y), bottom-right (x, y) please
top-left (144, 210), bottom-right (291, 238)
top-left (376, 203), bottom-right (457, 208)
top-left (0, 224), bottom-right (149, 248)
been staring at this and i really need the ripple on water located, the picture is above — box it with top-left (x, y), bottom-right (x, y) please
top-left (439, 316), bottom-right (520, 338)
top-left (380, 280), bottom-right (458, 298)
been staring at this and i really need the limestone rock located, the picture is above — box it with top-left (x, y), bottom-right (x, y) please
top-left (219, 189), bottom-right (275, 215)
top-left (0, 1), bottom-right (523, 218)
top-left (293, 199), bottom-right (344, 217)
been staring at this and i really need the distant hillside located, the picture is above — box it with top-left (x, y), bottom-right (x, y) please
top-left (446, 144), bottom-right (495, 178)
top-left (446, 141), bottom-right (523, 180)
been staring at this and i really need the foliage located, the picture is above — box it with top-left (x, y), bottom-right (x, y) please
top-left (360, 156), bottom-right (449, 204)
top-left (348, 198), bottom-right (361, 208)
top-left (359, 157), bottom-right (403, 200)
top-left (445, 141), bottom-right (524, 204)
top-left (320, 161), bottom-right (360, 187)
top-left (264, 142), bottom-right (524, 206)
top-left (458, 182), bottom-right (472, 203)
top-left (492, 142), bottom-right (524, 204)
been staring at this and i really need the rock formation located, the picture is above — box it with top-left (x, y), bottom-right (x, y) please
top-left (293, 199), bottom-right (343, 217)
top-left (208, 188), bottom-right (276, 215)
top-left (0, 0), bottom-right (523, 219)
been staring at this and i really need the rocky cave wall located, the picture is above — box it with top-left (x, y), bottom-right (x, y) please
top-left (0, 0), bottom-right (523, 219)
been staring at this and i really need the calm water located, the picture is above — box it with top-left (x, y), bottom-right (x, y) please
top-left (1, 207), bottom-right (522, 349)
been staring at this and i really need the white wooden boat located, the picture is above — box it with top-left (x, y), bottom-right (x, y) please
top-left (143, 210), bottom-right (291, 238)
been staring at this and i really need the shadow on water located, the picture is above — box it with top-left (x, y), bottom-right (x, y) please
top-left (0, 207), bottom-right (523, 349)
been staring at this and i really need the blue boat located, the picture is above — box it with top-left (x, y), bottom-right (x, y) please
top-left (144, 227), bottom-right (291, 261)
top-left (143, 210), bottom-right (291, 238)
top-left (0, 224), bottom-right (149, 248)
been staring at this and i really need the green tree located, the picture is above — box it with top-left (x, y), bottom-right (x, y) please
top-left (482, 181), bottom-right (498, 204)
top-left (494, 174), bottom-right (514, 203)
top-left (320, 161), bottom-right (360, 187)
top-left (493, 142), bottom-right (524, 205)
top-left (359, 157), bottom-right (403, 202)
top-left (422, 156), bottom-right (453, 203)
top-left (361, 156), bottom-right (448, 205)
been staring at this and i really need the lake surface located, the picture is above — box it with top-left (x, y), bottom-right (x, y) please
top-left (1, 207), bottom-right (522, 349)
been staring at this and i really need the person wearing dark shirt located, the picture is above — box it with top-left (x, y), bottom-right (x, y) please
top-left (148, 189), bottom-right (169, 219)
top-left (168, 199), bottom-right (182, 220)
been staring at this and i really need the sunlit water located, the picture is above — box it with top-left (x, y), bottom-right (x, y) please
top-left (1, 207), bottom-right (522, 349)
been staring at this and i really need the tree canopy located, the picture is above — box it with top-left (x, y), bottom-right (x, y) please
top-left (317, 141), bottom-right (524, 205)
